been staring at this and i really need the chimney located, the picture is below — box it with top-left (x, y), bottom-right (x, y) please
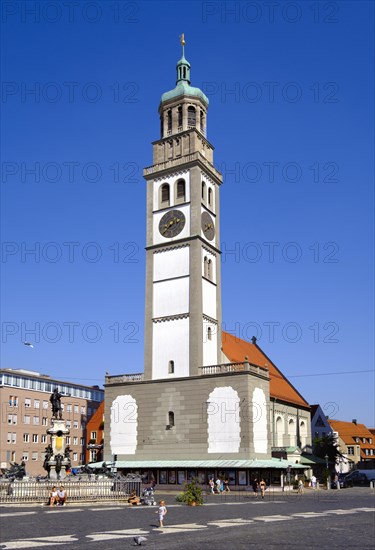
top-left (352, 419), bottom-right (357, 424)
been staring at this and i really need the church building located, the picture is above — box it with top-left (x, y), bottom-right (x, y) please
top-left (104, 38), bottom-right (311, 487)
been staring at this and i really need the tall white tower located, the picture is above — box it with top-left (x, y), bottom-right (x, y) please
top-left (143, 36), bottom-right (223, 380)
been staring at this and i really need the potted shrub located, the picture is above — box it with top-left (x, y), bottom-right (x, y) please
top-left (175, 477), bottom-right (203, 506)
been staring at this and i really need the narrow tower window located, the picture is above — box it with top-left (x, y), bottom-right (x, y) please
top-left (208, 187), bottom-right (213, 207)
top-left (178, 106), bottom-right (183, 128)
top-left (167, 110), bottom-right (172, 132)
top-left (168, 360), bottom-right (174, 374)
top-left (168, 411), bottom-right (175, 427)
top-left (204, 256), bottom-right (208, 278)
top-left (207, 259), bottom-right (212, 280)
top-left (188, 106), bottom-right (196, 127)
top-left (200, 110), bottom-right (205, 133)
top-left (176, 179), bottom-right (186, 202)
top-left (202, 181), bottom-right (206, 202)
top-left (161, 184), bottom-right (170, 206)
top-left (207, 327), bottom-right (212, 341)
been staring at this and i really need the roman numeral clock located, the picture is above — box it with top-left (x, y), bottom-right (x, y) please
top-left (143, 36), bottom-right (223, 381)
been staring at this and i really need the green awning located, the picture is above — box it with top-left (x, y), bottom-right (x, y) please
top-left (89, 459), bottom-right (306, 470)
top-left (299, 454), bottom-right (327, 465)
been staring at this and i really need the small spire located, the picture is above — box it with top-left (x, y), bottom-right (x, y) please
top-left (176, 33), bottom-right (190, 85)
top-left (179, 33), bottom-right (186, 56)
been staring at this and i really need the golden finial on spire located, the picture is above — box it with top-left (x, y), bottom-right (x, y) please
top-left (179, 33), bottom-right (185, 46)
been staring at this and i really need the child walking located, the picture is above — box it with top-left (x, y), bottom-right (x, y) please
top-left (157, 500), bottom-right (167, 528)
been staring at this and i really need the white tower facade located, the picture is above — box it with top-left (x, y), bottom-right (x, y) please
top-left (143, 39), bottom-right (223, 380)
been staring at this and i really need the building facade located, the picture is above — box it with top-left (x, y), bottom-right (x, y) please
top-left (329, 419), bottom-right (375, 469)
top-left (0, 368), bottom-right (104, 477)
top-left (104, 39), bottom-right (311, 487)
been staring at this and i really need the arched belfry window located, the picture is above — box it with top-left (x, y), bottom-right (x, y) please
top-left (160, 184), bottom-right (170, 207)
top-left (168, 411), bottom-right (175, 427)
top-left (160, 117), bottom-right (164, 137)
top-left (188, 106), bottom-right (196, 127)
top-left (168, 360), bottom-right (174, 374)
top-left (208, 187), bottom-right (213, 207)
top-left (207, 327), bottom-right (212, 341)
top-left (175, 179), bottom-right (186, 203)
top-left (202, 181), bottom-right (206, 202)
top-left (167, 110), bottom-right (172, 132)
top-left (178, 106), bottom-right (183, 128)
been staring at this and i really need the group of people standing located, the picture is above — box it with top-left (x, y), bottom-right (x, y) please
top-left (209, 477), bottom-right (231, 494)
top-left (252, 479), bottom-right (267, 499)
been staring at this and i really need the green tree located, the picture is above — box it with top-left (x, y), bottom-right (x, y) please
top-left (313, 434), bottom-right (343, 465)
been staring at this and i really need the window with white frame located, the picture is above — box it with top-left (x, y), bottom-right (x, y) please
top-left (21, 452), bottom-right (29, 461)
top-left (66, 421), bottom-right (71, 428)
top-left (13, 415), bottom-right (17, 424)
top-left (67, 404), bottom-right (72, 413)
top-left (41, 435), bottom-right (47, 443)
top-left (32, 434), bottom-right (38, 443)
top-left (32, 452), bottom-right (38, 461)
top-left (80, 437), bottom-right (84, 445)
top-left (73, 421), bottom-right (78, 429)
top-left (11, 433), bottom-right (16, 444)
top-left (24, 415), bottom-right (30, 424)
top-left (25, 398), bottom-right (31, 408)
top-left (81, 406), bottom-right (85, 414)
top-left (73, 452), bottom-right (78, 462)
top-left (23, 433), bottom-right (29, 443)
top-left (42, 417), bottom-right (48, 426)
top-left (33, 416), bottom-right (40, 425)
top-left (7, 414), bottom-right (12, 424)
top-left (43, 401), bottom-right (48, 410)
top-left (66, 436), bottom-right (71, 445)
top-left (73, 437), bottom-right (78, 445)
top-left (7, 432), bottom-right (11, 443)
top-left (74, 405), bottom-right (79, 413)
top-left (91, 431), bottom-right (97, 440)
top-left (34, 400), bottom-right (40, 409)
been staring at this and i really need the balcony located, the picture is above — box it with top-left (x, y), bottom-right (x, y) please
top-left (105, 373), bottom-right (144, 384)
top-left (199, 361), bottom-right (269, 378)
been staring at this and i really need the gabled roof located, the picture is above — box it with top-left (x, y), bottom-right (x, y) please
top-left (221, 332), bottom-right (309, 409)
top-left (329, 419), bottom-right (375, 458)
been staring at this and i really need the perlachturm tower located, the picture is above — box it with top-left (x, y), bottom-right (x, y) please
top-left (143, 35), bottom-right (223, 380)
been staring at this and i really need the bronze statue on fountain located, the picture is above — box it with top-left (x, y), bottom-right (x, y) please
top-left (50, 388), bottom-right (63, 420)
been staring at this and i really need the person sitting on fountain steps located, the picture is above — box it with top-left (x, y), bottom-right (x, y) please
top-left (57, 485), bottom-right (67, 506)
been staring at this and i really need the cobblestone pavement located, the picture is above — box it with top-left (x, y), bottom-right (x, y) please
top-left (1, 488), bottom-right (374, 549)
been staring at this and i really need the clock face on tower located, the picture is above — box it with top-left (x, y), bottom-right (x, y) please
top-left (201, 211), bottom-right (215, 241)
top-left (159, 209), bottom-right (186, 238)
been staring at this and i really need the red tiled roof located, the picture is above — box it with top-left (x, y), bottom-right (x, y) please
top-left (221, 331), bottom-right (309, 408)
top-left (329, 419), bottom-right (375, 454)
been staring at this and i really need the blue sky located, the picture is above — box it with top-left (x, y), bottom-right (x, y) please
top-left (1, 1), bottom-right (374, 426)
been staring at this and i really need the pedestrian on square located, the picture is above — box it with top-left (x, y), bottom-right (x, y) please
top-left (209, 478), bottom-right (215, 493)
top-left (57, 485), bottom-right (67, 506)
top-left (224, 478), bottom-right (230, 492)
top-left (156, 500), bottom-right (167, 528)
top-left (252, 479), bottom-right (259, 498)
top-left (215, 477), bottom-right (221, 493)
top-left (311, 475), bottom-right (317, 489)
top-left (298, 478), bottom-right (304, 495)
top-left (49, 486), bottom-right (58, 506)
top-left (259, 479), bottom-right (266, 499)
